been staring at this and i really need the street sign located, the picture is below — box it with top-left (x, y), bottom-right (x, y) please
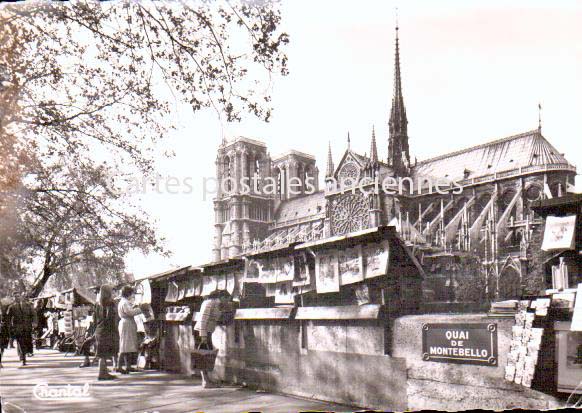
top-left (422, 323), bottom-right (498, 366)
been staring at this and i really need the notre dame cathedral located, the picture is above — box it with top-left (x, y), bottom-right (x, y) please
top-left (212, 27), bottom-right (576, 303)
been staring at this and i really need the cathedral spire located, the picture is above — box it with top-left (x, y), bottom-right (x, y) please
top-left (347, 131), bottom-right (351, 150)
top-left (388, 24), bottom-right (410, 176)
top-left (370, 125), bottom-right (378, 163)
top-left (326, 141), bottom-right (334, 177)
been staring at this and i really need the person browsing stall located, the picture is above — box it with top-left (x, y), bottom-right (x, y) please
top-left (117, 286), bottom-right (143, 374)
top-left (194, 290), bottom-right (225, 388)
top-left (94, 285), bottom-right (117, 380)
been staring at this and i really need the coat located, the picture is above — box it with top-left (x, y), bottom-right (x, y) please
top-left (0, 307), bottom-right (10, 350)
top-left (6, 301), bottom-right (34, 335)
top-left (6, 301), bottom-right (35, 354)
top-left (94, 302), bottom-right (118, 358)
top-left (118, 298), bottom-right (142, 353)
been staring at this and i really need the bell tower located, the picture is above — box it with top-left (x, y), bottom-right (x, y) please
top-left (213, 136), bottom-right (272, 261)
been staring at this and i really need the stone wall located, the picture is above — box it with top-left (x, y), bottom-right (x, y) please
top-left (160, 313), bottom-right (563, 411)
top-left (392, 314), bottom-right (560, 411)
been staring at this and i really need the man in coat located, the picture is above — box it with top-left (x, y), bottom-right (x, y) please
top-left (7, 292), bottom-right (35, 366)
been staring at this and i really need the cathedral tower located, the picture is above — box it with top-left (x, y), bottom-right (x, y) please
top-left (213, 137), bottom-right (272, 261)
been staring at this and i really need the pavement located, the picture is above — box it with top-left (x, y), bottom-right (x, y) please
top-left (0, 348), bottom-right (356, 413)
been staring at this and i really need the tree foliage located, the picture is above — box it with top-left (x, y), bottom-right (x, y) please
top-left (0, 0), bottom-right (289, 296)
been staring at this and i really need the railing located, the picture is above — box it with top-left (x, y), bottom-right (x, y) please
top-left (269, 213), bottom-right (326, 230)
top-left (453, 163), bottom-right (575, 189)
top-left (242, 223), bottom-right (325, 254)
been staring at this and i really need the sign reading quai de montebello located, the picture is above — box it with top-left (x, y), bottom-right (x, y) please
top-left (422, 323), bottom-right (498, 366)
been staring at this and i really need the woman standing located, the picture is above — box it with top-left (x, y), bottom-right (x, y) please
top-left (94, 285), bottom-right (117, 380)
top-left (118, 286), bottom-right (142, 374)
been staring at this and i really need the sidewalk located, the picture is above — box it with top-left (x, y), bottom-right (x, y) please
top-left (0, 348), bottom-right (356, 413)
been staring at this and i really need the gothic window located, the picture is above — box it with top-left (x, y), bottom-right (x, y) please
top-left (338, 162), bottom-right (360, 187)
top-left (297, 163), bottom-right (304, 194)
top-left (246, 153), bottom-right (252, 181)
top-left (253, 156), bottom-right (261, 191)
top-left (277, 167), bottom-right (286, 200)
top-left (224, 156), bottom-right (232, 192)
top-left (498, 266), bottom-right (521, 300)
top-left (305, 166), bottom-right (315, 193)
top-left (524, 184), bottom-right (541, 202)
top-left (254, 158), bottom-right (260, 175)
top-left (330, 193), bottom-right (370, 235)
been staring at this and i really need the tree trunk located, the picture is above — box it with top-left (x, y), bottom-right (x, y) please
top-left (30, 259), bottom-right (52, 298)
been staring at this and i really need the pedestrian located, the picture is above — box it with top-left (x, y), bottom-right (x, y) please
top-left (45, 311), bottom-right (58, 348)
top-left (78, 315), bottom-right (96, 368)
top-left (6, 292), bottom-right (35, 366)
top-left (94, 285), bottom-right (117, 380)
top-left (193, 290), bottom-right (225, 388)
top-left (0, 303), bottom-right (10, 369)
top-left (117, 286), bottom-right (143, 374)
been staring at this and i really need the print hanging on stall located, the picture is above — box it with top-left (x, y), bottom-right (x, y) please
top-left (165, 281), bottom-right (179, 303)
top-left (265, 283), bottom-right (277, 297)
top-left (259, 258), bottom-right (278, 284)
top-left (185, 278), bottom-right (200, 298)
top-left (226, 274), bottom-right (236, 296)
top-left (275, 256), bottom-right (295, 282)
top-left (354, 283), bottom-right (371, 305)
top-left (315, 252), bottom-right (340, 293)
top-left (339, 246), bottom-right (364, 285)
top-left (541, 215), bottom-right (576, 251)
top-left (216, 275), bottom-right (227, 291)
top-left (201, 276), bottom-right (217, 296)
top-left (363, 241), bottom-right (390, 279)
top-left (275, 281), bottom-right (295, 304)
top-left (176, 280), bottom-right (186, 301)
top-left (293, 252), bottom-right (311, 287)
top-left (135, 279), bottom-right (152, 304)
top-left (244, 259), bottom-right (260, 283)
top-left (234, 272), bottom-right (245, 299)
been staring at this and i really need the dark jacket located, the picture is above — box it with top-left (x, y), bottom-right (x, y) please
top-left (94, 302), bottom-right (118, 357)
top-left (6, 301), bottom-right (35, 336)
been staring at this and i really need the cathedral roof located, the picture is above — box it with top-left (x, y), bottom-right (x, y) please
top-left (335, 149), bottom-right (390, 172)
top-left (411, 129), bottom-right (575, 183)
top-left (274, 191), bottom-right (326, 225)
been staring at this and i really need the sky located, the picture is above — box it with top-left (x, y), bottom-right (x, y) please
top-left (125, 0), bottom-right (582, 279)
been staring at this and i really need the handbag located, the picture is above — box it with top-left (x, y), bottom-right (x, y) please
top-left (191, 342), bottom-right (218, 371)
top-left (137, 354), bottom-right (147, 369)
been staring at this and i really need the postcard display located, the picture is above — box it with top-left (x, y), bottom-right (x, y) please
top-left (240, 240), bottom-right (392, 306)
top-left (164, 274), bottom-right (244, 305)
top-left (157, 240), bottom-right (407, 310)
top-left (315, 241), bottom-right (390, 296)
top-left (504, 301), bottom-right (545, 387)
top-left (155, 269), bottom-right (245, 338)
top-left (244, 253), bottom-right (314, 304)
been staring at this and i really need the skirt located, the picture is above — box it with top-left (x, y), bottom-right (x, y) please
top-left (118, 318), bottom-right (138, 353)
top-left (95, 330), bottom-right (118, 358)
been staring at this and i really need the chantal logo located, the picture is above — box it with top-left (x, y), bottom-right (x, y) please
top-left (33, 383), bottom-right (91, 401)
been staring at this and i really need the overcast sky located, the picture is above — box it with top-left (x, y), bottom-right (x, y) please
top-left (126, 0), bottom-right (582, 279)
